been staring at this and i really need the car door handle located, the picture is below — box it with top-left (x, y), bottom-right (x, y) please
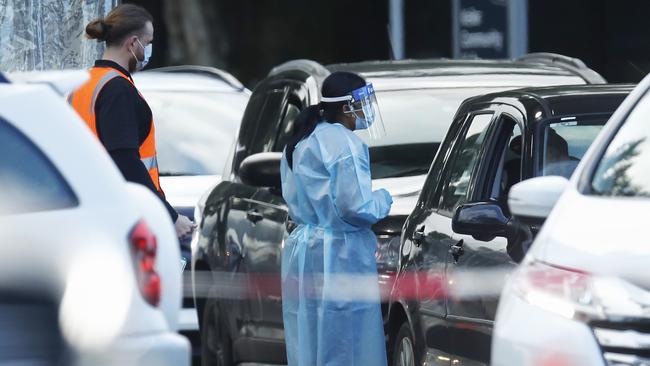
top-left (413, 225), bottom-right (425, 246)
top-left (449, 240), bottom-right (465, 262)
top-left (246, 209), bottom-right (264, 224)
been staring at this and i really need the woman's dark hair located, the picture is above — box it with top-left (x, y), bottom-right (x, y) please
top-left (285, 71), bottom-right (366, 169)
top-left (85, 4), bottom-right (153, 47)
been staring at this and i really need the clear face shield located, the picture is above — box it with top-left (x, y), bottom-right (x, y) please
top-left (322, 83), bottom-right (387, 140)
top-left (347, 84), bottom-right (386, 139)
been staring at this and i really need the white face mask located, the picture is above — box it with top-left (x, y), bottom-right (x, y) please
top-left (131, 38), bottom-right (152, 71)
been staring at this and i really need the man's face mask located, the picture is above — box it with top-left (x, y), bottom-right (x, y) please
top-left (131, 38), bottom-right (152, 72)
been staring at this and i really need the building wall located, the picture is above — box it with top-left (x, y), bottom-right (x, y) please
top-left (0, 0), bottom-right (118, 71)
top-left (128, 0), bottom-right (650, 86)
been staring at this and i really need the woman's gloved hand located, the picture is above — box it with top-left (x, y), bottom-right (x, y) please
top-left (373, 188), bottom-right (393, 218)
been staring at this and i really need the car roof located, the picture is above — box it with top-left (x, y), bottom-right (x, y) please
top-left (462, 84), bottom-right (635, 122)
top-left (134, 72), bottom-right (246, 93)
top-left (134, 66), bottom-right (250, 94)
top-left (264, 57), bottom-right (605, 94)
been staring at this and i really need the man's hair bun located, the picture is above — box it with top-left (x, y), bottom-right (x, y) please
top-left (85, 19), bottom-right (109, 40)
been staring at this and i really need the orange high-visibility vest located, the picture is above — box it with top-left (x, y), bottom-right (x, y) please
top-left (68, 66), bottom-right (163, 195)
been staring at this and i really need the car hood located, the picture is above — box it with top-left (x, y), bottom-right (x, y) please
top-left (372, 174), bottom-right (426, 216)
top-left (160, 175), bottom-right (221, 208)
top-left (530, 187), bottom-right (650, 290)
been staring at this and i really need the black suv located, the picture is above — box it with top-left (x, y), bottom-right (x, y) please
top-left (388, 84), bottom-right (633, 366)
top-left (192, 55), bottom-right (605, 366)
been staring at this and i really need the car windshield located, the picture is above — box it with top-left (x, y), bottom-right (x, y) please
top-left (541, 117), bottom-right (608, 179)
top-left (141, 91), bottom-right (247, 176)
top-left (359, 87), bottom-right (512, 180)
top-left (592, 93), bottom-right (650, 197)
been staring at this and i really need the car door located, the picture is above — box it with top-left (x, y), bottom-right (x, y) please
top-left (445, 106), bottom-right (524, 365)
top-left (240, 94), bottom-right (303, 363)
top-left (400, 111), bottom-right (495, 365)
top-left (207, 85), bottom-right (289, 361)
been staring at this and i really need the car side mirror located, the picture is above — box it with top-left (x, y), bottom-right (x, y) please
top-left (508, 176), bottom-right (569, 219)
top-left (239, 152), bottom-right (282, 189)
top-left (452, 202), bottom-right (509, 242)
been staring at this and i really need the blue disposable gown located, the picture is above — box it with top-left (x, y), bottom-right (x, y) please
top-left (280, 122), bottom-right (393, 366)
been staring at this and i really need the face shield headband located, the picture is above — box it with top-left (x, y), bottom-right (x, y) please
top-left (320, 83), bottom-right (386, 139)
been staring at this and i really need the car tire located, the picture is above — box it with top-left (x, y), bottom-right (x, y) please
top-left (390, 322), bottom-right (417, 366)
top-left (201, 300), bottom-right (233, 366)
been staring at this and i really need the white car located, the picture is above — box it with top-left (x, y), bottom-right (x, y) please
top-left (134, 66), bottom-right (249, 348)
top-left (492, 74), bottom-right (650, 365)
top-left (0, 72), bottom-right (189, 366)
top-left (135, 66), bottom-right (249, 208)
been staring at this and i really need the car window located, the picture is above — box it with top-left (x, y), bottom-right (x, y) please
top-left (0, 118), bottom-right (77, 215)
top-left (542, 117), bottom-right (608, 179)
top-left (438, 113), bottom-right (493, 214)
top-left (487, 118), bottom-right (522, 208)
top-left (233, 89), bottom-right (286, 174)
top-left (419, 114), bottom-right (466, 208)
top-left (143, 91), bottom-right (246, 176)
top-left (273, 102), bottom-right (301, 152)
top-left (591, 94), bottom-right (650, 197)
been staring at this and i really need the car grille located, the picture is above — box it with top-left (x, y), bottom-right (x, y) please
top-left (592, 321), bottom-right (650, 366)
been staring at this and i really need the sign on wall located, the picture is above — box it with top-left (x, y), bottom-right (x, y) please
top-left (453, 0), bottom-right (527, 59)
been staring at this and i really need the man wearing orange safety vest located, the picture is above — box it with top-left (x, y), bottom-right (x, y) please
top-left (69, 4), bottom-right (194, 238)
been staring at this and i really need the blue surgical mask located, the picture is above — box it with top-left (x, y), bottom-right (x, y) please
top-left (131, 38), bottom-right (152, 71)
top-left (355, 116), bottom-right (369, 130)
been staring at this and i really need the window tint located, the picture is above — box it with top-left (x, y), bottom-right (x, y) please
top-left (488, 120), bottom-right (522, 207)
top-left (591, 94), bottom-right (650, 197)
top-left (0, 118), bottom-right (77, 215)
top-left (233, 89), bottom-right (285, 174)
top-left (543, 117), bottom-right (607, 179)
top-left (257, 91), bottom-right (289, 153)
top-left (419, 114), bottom-right (466, 208)
top-left (273, 102), bottom-right (301, 152)
top-left (438, 113), bottom-right (493, 214)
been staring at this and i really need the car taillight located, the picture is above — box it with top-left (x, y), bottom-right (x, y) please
top-left (129, 220), bottom-right (161, 307)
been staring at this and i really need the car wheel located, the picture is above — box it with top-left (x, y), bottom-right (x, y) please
top-left (201, 300), bottom-right (233, 366)
top-left (391, 322), bottom-right (416, 366)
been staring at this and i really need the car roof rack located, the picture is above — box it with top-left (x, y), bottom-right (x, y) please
top-left (145, 65), bottom-right (246, 91)
top-left (517, 53), bottom-right (607, 84)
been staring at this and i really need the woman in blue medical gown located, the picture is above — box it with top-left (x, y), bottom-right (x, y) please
top-left (280, 71), bottom-right (393, 366)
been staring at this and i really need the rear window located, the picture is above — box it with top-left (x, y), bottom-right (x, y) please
top-left (0, 117), bottom-right (77, 215)
top-left (591, 93), bottom-right (650, 197)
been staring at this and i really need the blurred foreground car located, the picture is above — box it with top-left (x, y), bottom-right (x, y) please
top-left (134, 66), bottom-right (249, 355)
top-left (192, 54), bottom-right (607, 365)
top-left (0, 72), bottom-right (189, 366)
top-left (492, 72), bottom-right (650, 365)
top-left (391, 84), bottom-right (633, 366)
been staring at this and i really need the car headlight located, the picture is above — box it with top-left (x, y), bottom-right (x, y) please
top-left (375, 234), bottom-right (401, 272)
top-left (512, 261), bottom-right (650, 322)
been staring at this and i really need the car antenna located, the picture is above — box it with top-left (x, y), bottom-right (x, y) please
top-left (628, 60), bottom-right (647, 78)
top-left (387, 24), bottom-right (396, 61)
